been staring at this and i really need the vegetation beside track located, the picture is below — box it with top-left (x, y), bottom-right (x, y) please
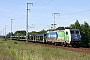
top-left (0, 38), bottom-right (90, 60)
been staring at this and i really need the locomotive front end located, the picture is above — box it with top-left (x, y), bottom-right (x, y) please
top-left (70, 29), bottom-right (81, 46)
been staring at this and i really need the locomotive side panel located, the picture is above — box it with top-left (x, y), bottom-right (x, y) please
top-left (46, 32), bottom-right (58, 43)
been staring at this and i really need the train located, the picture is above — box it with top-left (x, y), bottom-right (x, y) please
top-left (46, 29), bottom-right (81, 47)
top-left (7, 29), bottom-right (81, 47)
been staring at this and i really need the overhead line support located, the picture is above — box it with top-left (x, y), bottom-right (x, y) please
top-left (26, 3), bottom-right (33, 42)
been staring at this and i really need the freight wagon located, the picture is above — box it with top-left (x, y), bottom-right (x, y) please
top-left (46, 29), bottom-right (81, 47)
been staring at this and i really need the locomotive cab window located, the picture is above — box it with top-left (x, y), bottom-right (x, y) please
top-left (70, 31), bottom-right (74, 34)
top-left (76, 31), bottom-right (79, 34)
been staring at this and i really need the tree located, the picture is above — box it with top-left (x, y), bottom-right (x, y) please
top-left (56, 27), bottom-right (65, 30)
top-left (6, 32), bottom-right (14, 36)
top-left (38, 29), bottom-right (47, 34)
top-left (70, 20), bottom-right (80, 29)
top-left (80, 21), bottom-right (90, 46)
top-left (29, 31), bottom-right (38, 35)
top-left (14, 30), bottom-right (26, 36)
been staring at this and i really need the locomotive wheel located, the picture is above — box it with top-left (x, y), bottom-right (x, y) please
top-left (55, 42), bottom-right (59, 46)
top-left (61, 42), bottom-right (67, 47)
top-left (55, 42), bottom-right (57, 46)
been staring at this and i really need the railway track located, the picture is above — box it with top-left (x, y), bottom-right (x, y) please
top-left (18, 40), bottom-right (90, 54)
top-left (41, 44), bottom-right (90, 54)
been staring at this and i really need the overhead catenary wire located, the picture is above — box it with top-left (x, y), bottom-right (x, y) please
top-left (61, 9), bottom-right (90, 17)
top-left (30, 0), bottom-right (54, 9)
top-left (30, 0), bottom-right (90, 31)
top-left (42, 0), bottom-right (54, 7)
top-left (29, 0), bottom-right (54, 28)
top-left (56, 9), bottom-right (90, 22)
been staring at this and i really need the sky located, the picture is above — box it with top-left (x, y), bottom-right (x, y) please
top-left (0, 0), bottom-right (90, 35)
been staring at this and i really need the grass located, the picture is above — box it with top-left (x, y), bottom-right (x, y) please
top-left (0, 38), bottom-right (90, 60)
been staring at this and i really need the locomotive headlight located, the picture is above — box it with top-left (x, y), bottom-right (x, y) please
top-left (78, 38), bottom-right (81, 40)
